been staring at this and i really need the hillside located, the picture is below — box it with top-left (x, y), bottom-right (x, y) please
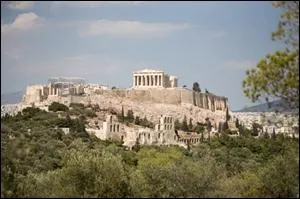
top-left (1, 106), bottom-right (298, 198)
top-left (235, 100), bottom-right (295, 113)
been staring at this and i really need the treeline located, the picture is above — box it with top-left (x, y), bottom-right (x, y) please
top-left (48, 102), bottom-right (98, 118)
top-left (116, 107), bottom-right (155, 129)
top-left (1, 107), bottom-right (299, 198)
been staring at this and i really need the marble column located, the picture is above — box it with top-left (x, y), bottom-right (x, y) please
top-left (159, 75), bottom-right (161, 87)
top-left (152, 75), bottom-right (155, 86)
top-left (138, 76), bottom-right (141, 86)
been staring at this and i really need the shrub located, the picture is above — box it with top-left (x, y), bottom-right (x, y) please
top-left (49, 102), bottom-right (69, 112)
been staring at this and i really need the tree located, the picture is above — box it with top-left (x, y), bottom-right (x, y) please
top-left (271, 1), bottom-right (299, 51)
top-left (252, 123), bottom-right (262, 136)
top-left (174, 119), bottom-right (181, 130)
top-left (225, 108), bottom-right (231, 121)
top-left (48, 102), bottom-right (69, 112)
top-left (121, 106), bottom-right (125, 122)
top-left (127, 110), bottom-right (134, 123)
top-left (243, 1), bottom-right (299, 110)
top-left (135, 116), bottom-right (141, 125)
top-left (235, 118), bottom-right (240, 128)
top-left (188, 118), bottom-right (193, 131)
top-left (182, 116), bottom-right (189, 132)
top-left (192, 82), bottom-right (201, 92)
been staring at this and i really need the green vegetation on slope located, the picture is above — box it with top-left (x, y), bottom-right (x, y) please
top-left (1, 106), bottom-right (299, 198)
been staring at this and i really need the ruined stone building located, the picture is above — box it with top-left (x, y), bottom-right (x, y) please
top-left (86, 114), bottom-right (201, 149)
top-left (86, 114), bottom-right (126, 141)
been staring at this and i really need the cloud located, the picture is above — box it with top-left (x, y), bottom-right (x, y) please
top-left (207, 30), bottom-right (226, 39)
top-left (2, 1), bottom-right (34, 10)
top-left (51, 1), bottom-right (146, 7)
top-left (1, 12), bottom-right (44, 35)
top-left (10, 54), bottom-right (132, 77)
top-left (79, 20), bottom-right (191, 38)
top-left (222, 60), bottom-right (256, 70)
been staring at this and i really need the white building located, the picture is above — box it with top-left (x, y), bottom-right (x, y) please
top-left (132, 69), bottom-right (178, 89)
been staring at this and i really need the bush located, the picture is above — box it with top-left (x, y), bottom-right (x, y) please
top-left (49, 102), bottom-right (69, 112)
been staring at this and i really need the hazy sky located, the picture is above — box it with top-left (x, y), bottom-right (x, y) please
top-left (1, 1), bottom-right (283, 110)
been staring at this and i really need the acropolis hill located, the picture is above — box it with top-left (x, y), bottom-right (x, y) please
top-left (19, 69), bottom-right (229, 127)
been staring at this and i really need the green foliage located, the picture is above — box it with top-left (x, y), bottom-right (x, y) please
top-left (188, 118), bottom-right (193, 131)
top-left (192, 82), bottom-right (201, 92)
top-left (174, 119), bottom-right (181, 130)
top-left (1, 110), bottom-right (299, 198)
top-left (252, 122), bottom-right (262, 136)
top-left (48, 102), bottom-right (69, 112)
top-left (243, 1), bottom-right (299, 110)
top-left (127, 110), bottom-right (134, 123)
top-left (243, 51), bottom-right (299, 109)
top-left (271, 1), bottom-right (299, 50)
top-left (134, 116), bottom-right (141, 125)
top-left (181, 116), bottom-right (189, 132)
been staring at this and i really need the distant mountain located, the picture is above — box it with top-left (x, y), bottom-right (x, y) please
top-left (1, 90), bottom-right (24, 105)
top-left (235, 100), bottom-right (295, 113)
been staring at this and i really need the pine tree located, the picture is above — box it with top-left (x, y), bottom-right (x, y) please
top-left (182, 116), bottom-right (189, 132)
top-left (188, 118), bottom-right (193, 131)
top-left (121, 106), bottom-right (124, 122)
top-left (134, 116), bottom-right (140, 125)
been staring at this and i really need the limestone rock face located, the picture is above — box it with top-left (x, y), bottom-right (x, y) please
top-left (86, 93), bottom-right (227, 127)
top-left (7, 86), bottom-right (228, 127)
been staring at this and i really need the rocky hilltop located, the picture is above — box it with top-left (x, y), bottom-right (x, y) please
top-left (1, 86), bottom-right (229, 129)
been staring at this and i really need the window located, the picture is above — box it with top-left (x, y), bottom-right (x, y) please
top-left (117, 125), bottom-right (119, 132)
top-left (148, 134), bottom-right (150, 140)
top-left (110, 125), bottom-right (112, 132)
top-left (158, 133), bottom-right (160, 139)
top-left (113, 124), bottom-right (116, 132)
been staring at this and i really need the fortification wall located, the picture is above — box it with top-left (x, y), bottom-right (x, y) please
top-left (21, 86), bottom-right (228, 127)
top-left (23, 85), bottom-right (228, 113)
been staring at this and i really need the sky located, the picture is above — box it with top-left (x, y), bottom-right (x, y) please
top-left (1, 1), bottom-right (284, 110)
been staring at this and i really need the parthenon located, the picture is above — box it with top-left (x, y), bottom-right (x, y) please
top-left (132, 69), bottom-right (178, 88)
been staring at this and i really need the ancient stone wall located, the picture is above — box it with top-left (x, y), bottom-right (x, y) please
top-left (21, 86), bottom-right (228, 127)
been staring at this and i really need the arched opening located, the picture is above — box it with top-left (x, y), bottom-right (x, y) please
top-left (113, 124), bottom-right (116, 132)
top-left (117, 125), bottom-right (119, 132)
top-left (110, 125), bottom-right (112, 132)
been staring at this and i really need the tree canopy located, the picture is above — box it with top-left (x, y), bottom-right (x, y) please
top-left (192, 82), bottom-right (201, 92)
top-left (243, 1), bottom-right (299, 111)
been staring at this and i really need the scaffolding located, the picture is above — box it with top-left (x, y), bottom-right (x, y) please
top-left (47, 77), bottom-right (85, 96)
